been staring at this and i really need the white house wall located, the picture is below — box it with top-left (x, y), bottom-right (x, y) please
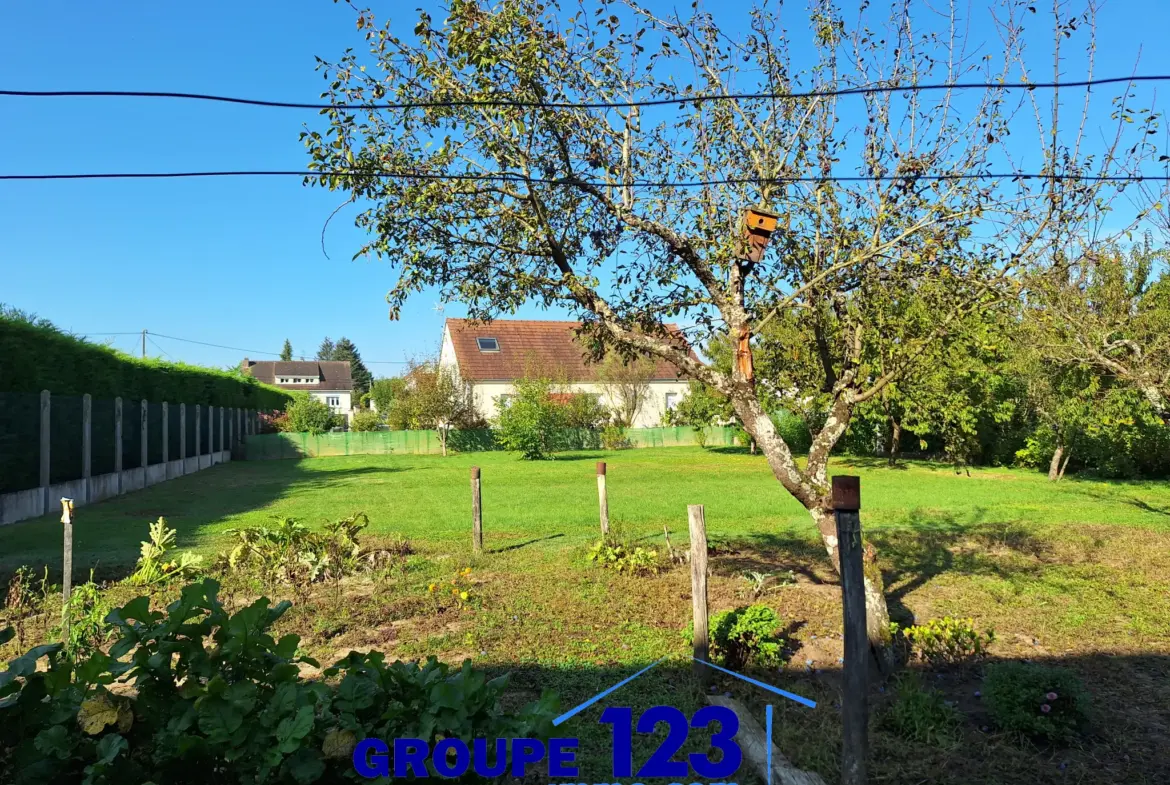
top-left (309, 390), bottom-right (353, 423)
top-left (470, 380), bottom-right (691, 428)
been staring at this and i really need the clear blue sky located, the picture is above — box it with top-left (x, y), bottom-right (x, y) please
top-left (2, 1), bottom-right (1168, 374)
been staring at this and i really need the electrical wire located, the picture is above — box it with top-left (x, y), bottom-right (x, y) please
top-left (3, 170), bottom-right (1168, 185)
top-left (3, 74), bottom-right (1168, 110)
top-left (146, 334), bottom-right (174, 360)
top-left (145, 332), bottom-right (409, 364)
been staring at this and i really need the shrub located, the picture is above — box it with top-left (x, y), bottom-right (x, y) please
top-left (895, 616), bottom-right (994, 666)
top-left (279, 394), bottom-right (336, 434)
top-left (3, 566), bottom-right (49, 649)
top-left (600, 424), bottom-right (632, 450)
top-left (125, 517), bottom-right (203, 586)
top-left (692, 427), bottom-right (709, 448)
top-left (983, 661), bottom-right (1090, 742)
top-left (586, 540), bottom-right (660, 576)
top-left (686, 604), bottom-right (787, 669)
top-left (883, 672), bottom-right (961, 745)
top-left (494, 377), bottom-right (564, 459)
top-left (561, 392), bottom-right (610, 429)
top-left (771, 410), bottom-right (812, 453)
top-left (350, 409), bottom-right (382, 432)
top-left (51, 576), bottom-right (112, 661)
top-left (0, 579), bottom-right (559, 784)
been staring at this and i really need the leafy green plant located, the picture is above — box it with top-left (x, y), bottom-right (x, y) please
top-left (685, 604), bottom-right (787, 669)
top-left (600, 424), bottom-right (632, 450)
top-left (983, 661), bottom-right (1091, 742)
top-left (894, 616), bottom-right (995, 666)
top-left (225, 512), bottom-right (388, 586)
top-left (739, 570), bottom-right (796, 599)
top-left (586, 539), bottom-right (660, 576)
top-left (427, 567), bottom-right (480, 611)
top-left (3, 565), bottom-right (50, 649)
top-left (883, 672), bottom-right (962, 745)
top-left (278, 393), bottom-right (337, 434)
top-left (350, 408), bottom-right (383, 431)
top-left (52, 576), bottom-right (112, 661)
top-left (0, 578), bottom-right (558, 784)
top-left (125, 517), bottom-right (203, 586)
top-left (494, 377), bottom-right (565, 459)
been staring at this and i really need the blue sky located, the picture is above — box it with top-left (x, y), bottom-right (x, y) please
top-left (2, 0), bottom-right (1169, 374)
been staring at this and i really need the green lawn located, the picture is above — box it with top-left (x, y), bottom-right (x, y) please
top-left (3, 447), bottom-right (1170, 784)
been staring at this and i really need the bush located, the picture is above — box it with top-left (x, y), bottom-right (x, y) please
top-left (350, 409), bottom-right (382, 432)
top-left (983, 661), bottom-right (1091, 742)
top-left (771, 410), bottom-right (812, 453)
top-left (586, 539), bottom-right (660, 576)
top-left (894, 616), bottom-right (994, 666)
top-left (561, 392), bottom-right (609, 429)
top-left (686, 604), bottom-right (787, 669)
top-left (279, 394), bottom-right (336, 434)
top-left (494, 377), bottom-right (564, 459)
top-left (883, 672), bottom-right (961, 745)
top-left (0, 579), bottom-right (559, 784)
top-left (600, 424), bottom-right (632, 450)
top-left (225, 513), bottom-right (394, 585)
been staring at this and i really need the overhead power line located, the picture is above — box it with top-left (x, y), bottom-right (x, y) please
top-left (3, 170), bottom-right (1169, 185)
top-left (2, 74), bottom-right (1168, 110)
top-left (82, 332), bottom-right (411, 367)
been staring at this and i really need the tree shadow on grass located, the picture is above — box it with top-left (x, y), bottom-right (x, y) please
top-left (0, 459), bottom-right (403, 585)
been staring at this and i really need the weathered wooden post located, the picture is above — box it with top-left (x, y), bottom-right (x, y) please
top-left (39, 390), bottom-right (51, 513)
top-left (114, 397), bottom-right (123, 493)
top-left (688, 504), bottom-right (709, 684)
top-left (81, 394), bottom-right (92, 503)
top-left (597, 461), bottom-right (610, 537)
top-left (833, 475), bottom-right (867, 785)
top-left (470, 466), bottom-right (483, 555)
top-left (60, 498), bottom-right (74, 607)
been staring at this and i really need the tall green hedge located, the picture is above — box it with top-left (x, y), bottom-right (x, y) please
top-left (0, 320), bottom-right (291, 409)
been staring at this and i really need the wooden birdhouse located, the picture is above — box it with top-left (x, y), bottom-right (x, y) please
top-left (742, 206), bottom-right (779, 264)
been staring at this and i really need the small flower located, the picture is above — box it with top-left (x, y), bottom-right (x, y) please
top-left (1040, 704), bottom-right (1052, 713)
top-left (459, 591), bottom-right (469, 601)
top-left (1046, 692), bottom-right (1058, 701)
top-left (428, 583), bottom-right (437, 592)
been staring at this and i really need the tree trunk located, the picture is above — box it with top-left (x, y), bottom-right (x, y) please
top-left (814, 507), bottom-right (897, 675)
top-left (1058, 449), bottom-right (1072, 480)
top-left (1047, 444), bottom-right (1064, 482)
top-left (888, 419), bottom-right (902, 467)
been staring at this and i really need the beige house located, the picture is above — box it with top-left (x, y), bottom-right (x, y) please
top-left (241, 359), bottom-right (355, 424)
top-left (438, 319), bottom-right (693, 428)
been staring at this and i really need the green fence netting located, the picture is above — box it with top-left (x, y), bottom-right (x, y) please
top-left (49, 394), bottom-right (84, 484)
top-left (0, 391), bottom-right (42, 493)
top-left (246, 426), bottom-right (738, 460)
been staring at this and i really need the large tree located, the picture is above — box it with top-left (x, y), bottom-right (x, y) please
top-left (280, 339), bottom-right (294, 362)
top-left (332, 337), bottom-right (374, 396)
top-left (306, 0), bottom-right (1158, 662)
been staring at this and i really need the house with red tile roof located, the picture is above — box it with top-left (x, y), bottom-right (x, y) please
top-left (241, 359), bottom-right (355, 424)
top-left (438, 318), bottom-right (694, 427)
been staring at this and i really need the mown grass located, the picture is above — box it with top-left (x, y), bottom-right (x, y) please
top-left (3, 447), bottom-right (1170, 784)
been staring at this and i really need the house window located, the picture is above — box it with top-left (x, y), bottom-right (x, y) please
top-left (326, 396), bottom-right (340, 408)
top-left (278, 378), bottom-right (287, 383)
top-left (665, 392), bottom-right (680, 411)
top-left (476, 337), bottom-right (500, 352)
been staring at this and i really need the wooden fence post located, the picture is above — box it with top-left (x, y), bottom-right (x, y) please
top-left (179, 403), bottom-right (187, 475)
top-left (81, 394), bottom-right (92, 504)
top-left (140, 399), bottom-right (149, 471)
top-left (61, 498), bottom-right (74, 610)
top-left (471, 466), bottom-right (483, 555)
top-left (833, 475), bottom-right (867, 785)
top-left (688, 504), bottom-right (709, 684)
top-left (39, 390), bottom-right (50, 513)
top-left (597, 461), bottom-right (610, 537)
top-left (114, 397), bottom-right (123, 493)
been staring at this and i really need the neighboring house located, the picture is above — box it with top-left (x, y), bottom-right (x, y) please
top-left (240, 359), bottom-right (355, 424)
top-left (438, 318), bottom-right (694, 428)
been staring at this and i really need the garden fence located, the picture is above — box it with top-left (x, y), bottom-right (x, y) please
top-left (244, 425), bottom-right (739, 460)
top-left (0, 389), bottom-right (277, 526)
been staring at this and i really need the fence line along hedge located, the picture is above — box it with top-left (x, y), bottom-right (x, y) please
top-left (0, 320), bottom-right (291, 410)
top-left (246, 426), bottom-right (739, 459)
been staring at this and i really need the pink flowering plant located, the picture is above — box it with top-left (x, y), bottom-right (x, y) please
top-left (983, 662), bottom-right (1091, 742)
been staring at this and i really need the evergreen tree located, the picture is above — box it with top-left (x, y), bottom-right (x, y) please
top-left (280, 339), bottom-right (293, 361)
top-left (332, 337), bottom-right (373, 396)
top-left (316, 337), bottom-right (336, 361)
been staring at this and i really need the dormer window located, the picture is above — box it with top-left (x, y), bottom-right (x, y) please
top-left (476, 337), bottom-right (500, 352)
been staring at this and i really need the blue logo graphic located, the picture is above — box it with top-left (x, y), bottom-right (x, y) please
top-left (353, 656), bottom-right (814, 781)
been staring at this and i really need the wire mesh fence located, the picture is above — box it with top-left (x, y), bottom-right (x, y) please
top-left (121, 399), bottom-right (142, 471)
top-left (148, 402), bottom-right (165, 464)
top-left (49, 394), bottom-right (84, 484)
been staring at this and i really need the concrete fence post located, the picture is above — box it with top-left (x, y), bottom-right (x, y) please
top-left (161, 402), bottom-right (169, 469)
top-left (218, 405), bottom-right (225, 457)
top-left (81, 394), bottom-right (92, 504)
top-left (140, 399), bottom-right (149, 471)
top-left (179, 403), bottom-right (187, 475)
top-left (114, 397), bottom-right (123, 493)
top-left (207, 405), bottom-right (215, 456)
top-left (39, 390), bottom-right (51, 513)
